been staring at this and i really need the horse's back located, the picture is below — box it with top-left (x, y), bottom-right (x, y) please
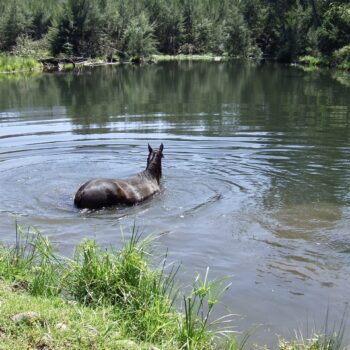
top-left (74, 178), bottom-right (129, 209)
top-left (74, 177), bottom-right (160, 210)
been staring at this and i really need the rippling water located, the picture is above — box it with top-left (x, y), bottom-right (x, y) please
top-left (0, 62), bottom-right (350, 345)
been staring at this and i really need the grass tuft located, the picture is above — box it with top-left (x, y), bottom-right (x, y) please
top-left (279, 308), bottom-right (347, 350)
top-left (179, 267), bottom-right (233, 349)
top-left (0, 224), bottom-right (61, 297)
top-left (0, 55), bottom-right (41, 73)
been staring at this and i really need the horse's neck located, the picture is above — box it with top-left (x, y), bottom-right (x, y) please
top-left (146, 159), bottom-right (162, 183)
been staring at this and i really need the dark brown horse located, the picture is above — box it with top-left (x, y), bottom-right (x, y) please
top-left (74, 144), bottom-right (164, 210)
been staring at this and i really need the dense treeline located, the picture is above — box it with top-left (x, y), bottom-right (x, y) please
top-left (0, 0), bottom-right (349, 65)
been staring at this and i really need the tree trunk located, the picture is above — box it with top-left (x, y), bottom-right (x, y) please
top-left (309, 0), bottom-right (321, 27)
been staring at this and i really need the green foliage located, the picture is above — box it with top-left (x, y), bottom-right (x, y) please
top-left (223, 5), bottom-right (251, 57)
top-left (0, 283), bottom-right (136, 349)
top-left (279, 307), bottom-right (347, 350)
top-left (333, 45), bottom-right (350, 70)
top-left (316, 4), bottom-right (350, 56)
top-left (0, 225), bottom-right (237, 349)
top-left (0, 224), bottom-right (60, 296)
top-left (146, 0), bottom-right (183, 54)
top-left (67, 233), bottom-right (179, 341)
top-left (48, 0), bottom-right (102, 57)
top-left (29, 1), bottom-right (54, 39)
top-left (0, 55), bottom-right (40, 72)
top-left (179, 267), bottom-right (232, 349)
top-left (298, 55), bottom-right (324, 67)
top-left (12, 34), bottom-right (50, 58)
top-left (299, 46), bottom-right (350, 71)
top-left (0, 226), bottom-right (348, 349)
top-left (123, 13), bottom-right (157, 58)
top-left (277, 4), bottom-right (311, 62)
top-left (97, 0), bottom-right (123, 59)
top-left (0, 0), bottom-right (349, 64)
top-left (279, 331), bottom-right (345, 350)
top-left (0, 2), bottom-right (31, 51)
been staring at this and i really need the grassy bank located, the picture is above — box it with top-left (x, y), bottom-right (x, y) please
top-left (0, 225), bottom-right (237, 350)
top-left (0, 55), bottom-right (41, 73)
top-left (0, 225), bottom-right (347, 349)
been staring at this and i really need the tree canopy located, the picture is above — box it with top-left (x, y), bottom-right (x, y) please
top-left (0, 0), bottom-right (349, 63)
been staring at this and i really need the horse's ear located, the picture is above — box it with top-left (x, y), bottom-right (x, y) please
top-left (159, 143), bottom-right (164, 152)
top-left (148, 144), bottom-right (153, 153)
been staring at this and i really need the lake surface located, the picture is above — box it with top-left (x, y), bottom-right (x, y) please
top-left (0, 61), bottom-right (349, 346)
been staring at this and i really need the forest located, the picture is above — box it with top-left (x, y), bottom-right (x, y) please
top-left (0, 0), bottom-right (349, 67)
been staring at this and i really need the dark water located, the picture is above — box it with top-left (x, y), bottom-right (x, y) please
top-left (0, 62), bottom-right (350, 346)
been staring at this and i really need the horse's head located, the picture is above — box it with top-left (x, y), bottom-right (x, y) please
top-left (147, 143), bottom-right (164, 166)
top-left (146, 143), bottom-right (164, 181)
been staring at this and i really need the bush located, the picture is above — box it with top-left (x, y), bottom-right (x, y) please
top-left (298, 55), bottom-right (324, 67)
top-left (333, 45), bottom-right (350, 70)
top-left (316, 4), bottom-right (350, 56)
top-left (12, 34), bottom-right (50, 59)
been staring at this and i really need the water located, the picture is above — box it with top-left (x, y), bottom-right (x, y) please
top-left (0, 61), bottom-right (350, 346)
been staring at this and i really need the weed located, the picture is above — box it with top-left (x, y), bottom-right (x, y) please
top-left (279, 308), bottom-right (347, 350)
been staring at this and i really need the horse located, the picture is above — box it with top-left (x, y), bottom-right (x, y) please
top-left (74, 143), bottom-right (164, 210)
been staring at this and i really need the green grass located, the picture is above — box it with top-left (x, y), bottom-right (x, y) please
top-left (280, 335), bottom-right (344, 350)
top-left (0, 224), bottom-right (239, 350)
top-left (279, 308), bottom-right (347, 350)
top-left (0, 283), bottom-right (134, 350)
top-left (0, 55), bottom-right (41, 73)
top-left (279, 329), bottom-right (346, 350)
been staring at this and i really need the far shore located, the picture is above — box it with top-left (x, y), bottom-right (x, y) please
top-left (0, 54), bottom-right (229, 74)
top-left (1, 54), bottom-right (349, 75)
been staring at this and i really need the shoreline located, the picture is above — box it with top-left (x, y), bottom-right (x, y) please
top-left (0, 226), bottom-right (346, 350)
top-left (0, 54), bottom-right (349, 74)
top-left (0, 226), bottom-right (231, 350)
top-left (0, 54), bottom-right (228, 74)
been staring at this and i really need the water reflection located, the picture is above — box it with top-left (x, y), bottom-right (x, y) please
top-left (0, 61), bottom-right (350, 346)
top-left (0, 62), bottom-right (349, 134)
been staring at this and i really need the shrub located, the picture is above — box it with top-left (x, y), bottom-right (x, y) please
top-left (333, 45), bottom-right (350, 70)
top-left (12, 34), bottom-right (50, 59)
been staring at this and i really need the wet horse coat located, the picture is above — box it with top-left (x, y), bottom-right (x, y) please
top-left (74, 144), bottom-right (164, 210)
